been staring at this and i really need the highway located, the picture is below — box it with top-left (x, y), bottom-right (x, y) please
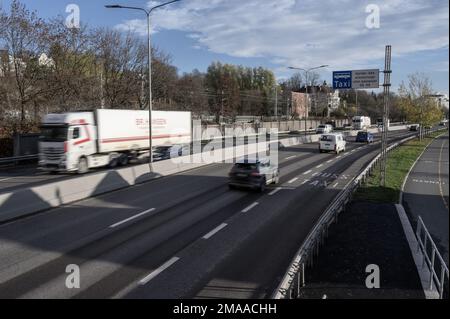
top-left (0, 129), bottom-right (416, 299)
top-left (403, 132), bottom-right (449, 266)
top-left (0, 132), bottom-right (301, 194)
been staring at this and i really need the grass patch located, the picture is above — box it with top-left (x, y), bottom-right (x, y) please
top-left (354, 131), bottom-right (445, 203)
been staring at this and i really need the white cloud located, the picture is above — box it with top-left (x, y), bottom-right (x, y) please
top-left (116, 0), bottom-right (449, 71)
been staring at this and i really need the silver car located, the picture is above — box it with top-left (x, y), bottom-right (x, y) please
top-left (228, 158), bottom-right (279, 192)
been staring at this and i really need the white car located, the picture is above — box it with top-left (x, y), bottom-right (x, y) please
top-left (316, 124), bottom-right (333, 134)
top-left (319, 133), bottom-right (346, 154)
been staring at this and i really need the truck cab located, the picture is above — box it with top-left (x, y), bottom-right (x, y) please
top-left (352, 116), bottom-right (371, 130)
top-left (39, 112), bottom-right (96, 173)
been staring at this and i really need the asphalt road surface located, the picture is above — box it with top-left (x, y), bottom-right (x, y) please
top-left (0, 132), bottom-right (300, 194)
top-left (403, 131), bottom-right (449, 266)
top-left (0, 129), bottom-right (416, 298)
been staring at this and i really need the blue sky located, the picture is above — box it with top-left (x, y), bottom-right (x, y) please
top-left (1, 0), bottom-right (449, 95)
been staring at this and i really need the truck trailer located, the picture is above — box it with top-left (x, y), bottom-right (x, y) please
top-left (39, 109), bottom-right (191, 173)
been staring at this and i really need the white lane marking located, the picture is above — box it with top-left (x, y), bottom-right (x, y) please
top-left (241, 202), bottom-right (259, 213)
top-left (303, 170), bottom-right (312, 175)
top-left (285, 155), bottom-right (297, 160)
top-left (333, 182), bottom-right (339, 188)
top-left (438, 139), bottom-right (449, 210)
top-left (326, 160), bottom-right (333, 163)
top-left (336, 156), bottom-right (342, 159)
top-left (109, 208), bottom-right (156, 228)
top-left (312, 172), bottom-right (320, 177)
top-left (139, 257), bottom-right (180, 285)
top-left (288, 177), bottom-right (299, 184)
top-left (301, 179), bottom-right (310, 185)
top-left (316, 164), bottom-right (323, 168)
top-left (269, 187), bottom-right (282, 196)
top-left (0, 177), bottom-right (13, 182)
top-left (202, 223), bottom-right (228, 239)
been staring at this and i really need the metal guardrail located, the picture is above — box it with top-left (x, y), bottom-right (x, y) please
top-left (0, 154), bottom-right (38, 165)
top-left (416, 216), bottom-right (449, 299)
top-left (273, 127), bottom-right (446, 299)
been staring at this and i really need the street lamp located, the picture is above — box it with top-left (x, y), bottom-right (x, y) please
top-left (105, 0), bottom-right (181, 168)
top-left (288, 65), bottom-right (329, 136)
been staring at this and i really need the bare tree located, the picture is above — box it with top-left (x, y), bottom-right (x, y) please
top-left (0, 0), bottom-right (49, 130)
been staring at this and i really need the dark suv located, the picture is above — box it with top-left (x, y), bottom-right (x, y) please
top-left (355, 131), bottom-right (374, 143)
top-left (228, 158), bottom-right (279, 192)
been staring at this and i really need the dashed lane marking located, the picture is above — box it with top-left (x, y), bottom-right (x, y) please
top-left (139, 257), bottom-right (180, 285)
top-left (202, 223), bottom-right (228, 239)
top-left (109, 208), bottom-right (156, 228)
top-left (241, 202), bottom-right (259, 213)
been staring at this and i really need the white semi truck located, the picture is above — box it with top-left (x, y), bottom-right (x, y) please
top-left (38, 109), bottom-right (191, 173)
top-left (352, 116), bottom-right (371, 130)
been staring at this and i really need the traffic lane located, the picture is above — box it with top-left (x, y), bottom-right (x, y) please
top-left (123, 136), bottom-right (387, 299)
top-left (0, 132), bottom-right (301, 194)
top-left (0, 137), bottom-right (325, 287)
top-left (0, 134), bottom-right (372, 293)
top-left (192, 146), bottom-right (382, 299)
top-left (0, 139), bottom-right (337, 297)
top-left (0, 130), bottom-right (414, 298)
top-left (0, 163), bottom-right (234, 283)
top-left (123, 133), bottom-right (416, 299)
top-left (403, 133), bottom-right (449, 265)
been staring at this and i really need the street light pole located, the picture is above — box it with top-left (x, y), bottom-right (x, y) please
top-left (288, 65), bottom-right (329, 136)
top-left (105, 0), bottom-right (181, 169)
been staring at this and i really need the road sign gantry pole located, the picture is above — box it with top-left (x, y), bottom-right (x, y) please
top-left (380, 45), bottom-right (392, 187)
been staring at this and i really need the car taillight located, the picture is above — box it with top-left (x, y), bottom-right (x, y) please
top-left (64, 141), bottom-right (68, 153)
top-left (251, 172), bottom-right (261, 177)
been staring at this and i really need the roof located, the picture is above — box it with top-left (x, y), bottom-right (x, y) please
top-left (236, 157), bottom-right (269, 164)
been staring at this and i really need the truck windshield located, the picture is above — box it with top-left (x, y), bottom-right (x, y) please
top-left (40, 126), bottom-right (68, 142)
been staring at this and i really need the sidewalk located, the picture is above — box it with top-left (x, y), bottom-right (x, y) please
top-left (402, 133), bottom-right (449, 266)
top-left (298, 201), bottom-right (425, 299)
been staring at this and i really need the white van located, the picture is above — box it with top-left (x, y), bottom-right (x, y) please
top-left (319, 133), bottom-right (346, 154)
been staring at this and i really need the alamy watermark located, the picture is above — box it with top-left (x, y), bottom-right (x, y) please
top-left (365, 4), bottom-right (380, 29)
top-left (365, 264), bottom-right (380, 289)
top-left (65, 264), bottom-right (80, 289)
top-left (167, 120), bottom-right (279, 169)
top-left (65, 4), bottom-right (80, 29)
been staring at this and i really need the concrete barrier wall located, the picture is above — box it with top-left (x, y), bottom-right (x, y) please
top-left (0, 126), bottom-right (406, 223)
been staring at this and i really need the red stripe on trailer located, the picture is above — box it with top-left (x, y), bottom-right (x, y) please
top-left (101, 133), bottom-right (191, 144)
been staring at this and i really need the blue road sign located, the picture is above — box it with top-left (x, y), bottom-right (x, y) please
top-left (333, 71), bottom-right (352, 90)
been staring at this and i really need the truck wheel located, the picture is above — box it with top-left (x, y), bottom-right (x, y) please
top-left (258, 178), bottom-right (267, 192)
top-left (109, 157), bottom-right (118, 168)
top-left (119, 154), bottom-right (129, 166)
top-left (78, 157), bottom-right (89, 174)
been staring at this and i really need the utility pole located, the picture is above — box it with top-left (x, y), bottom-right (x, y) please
top-left (305, 79), bottom-right (309, 135)
top-left (105, 0), bottom-right (181, 169)
top-left (380, 45), bottom-right (392, 187)
top-left (275, 85), bottom-right (278, 120)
